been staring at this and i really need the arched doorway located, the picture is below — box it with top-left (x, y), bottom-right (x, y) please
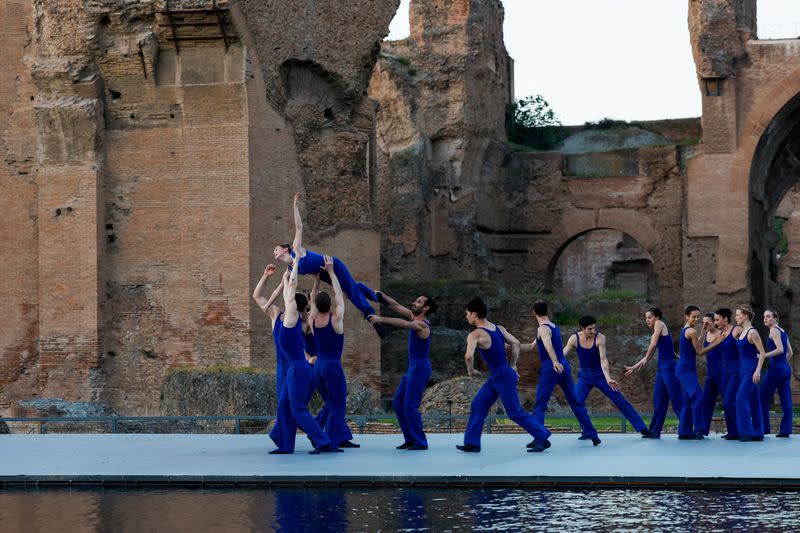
top-left (748, 91), bottom-right (800, 318)
top-left (547, 228), bottom-right (658, 300)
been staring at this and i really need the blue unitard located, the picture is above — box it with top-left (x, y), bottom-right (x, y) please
top-left (649, 326), bottom-right (683, 436)
top-left (292, 249), bottom-right (378, 319)
top-left (463, 324), bottom-right (551, 448)
top-left (268, 312), bottom-right (287, 446)
top-left (760, 327), bottom-right (793, 435)
top-left (394, 320), bottom-right (432, 447)
top-left (699, 334), bottom-right (727, 435)
top-left (312, 316), bottom-right (354, 446)
top-left (272, 319), bottom-right (331, 453)
top-left (720, 329), bottom-right (740, 437)
top-left (676, 327), bottom-right (704, 436)
top-left (304, 330), bottom-right (321, 407)
top-left (531, 323), bottom-right (599, 441)
top-left (573, 333), bottom-right (647, 433)
top-left (735, 328), bottom-right (763, 440)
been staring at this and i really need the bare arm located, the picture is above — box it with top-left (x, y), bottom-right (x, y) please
top-left (252, 264), bottom-right (278, 310)
top-left (597, 334), bottom-right (620, 391)
top-left (764, 328), bottom-right (785, 358)
top-left (323, 255), bottom-right (346, 332)
top-left (625, 322), bottom-right (662, 375)
top-left (751, 329), bottom-right (767, 384)
top-left (787, 337), bottom-right (794, 361)
top-left (464, 331), bottom-right (481, 378)
top-left (307, 274), bottom-right (321, 322)
top-left (369, 315), bottom-right (430, 338)
top-left (499, 326), bottom-right (522, 372)
top-left (378, 291), bottom-right (413, 320)
top-left (562, 334), bottom-right (577, 357)
top-left (692, 327), bottom-right (724, 355)
top-left (538, 325), bottom-right (564, 374)
top-left (291, 192), bottom-right (305, 255)
top-left (283, 256), bottom-right (300, 327)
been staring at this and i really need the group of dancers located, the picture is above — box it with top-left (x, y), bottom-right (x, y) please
top-left (253, 192), bottom-right (794, 454)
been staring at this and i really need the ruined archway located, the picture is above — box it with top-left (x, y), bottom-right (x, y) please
top-left (748, 90), bottom-right (800, 318)
top-left (546, 229), bottom-right (658, 300)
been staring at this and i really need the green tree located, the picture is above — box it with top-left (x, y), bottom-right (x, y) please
top-left (505, 95), bottom-right (565, 150)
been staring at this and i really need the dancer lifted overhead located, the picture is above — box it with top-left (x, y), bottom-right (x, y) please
top-left (457, 297), bottom-right (552, 454)
top-left (564, 315), bottom-right (653, 439)
top-left (273, 193), bottom-right (385, 338)
top-left (369, 293), bottom-right (437, 451)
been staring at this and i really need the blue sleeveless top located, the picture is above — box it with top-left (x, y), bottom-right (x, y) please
top-left (536, 323), bottom-right (567, 369)
top-left (768, 327), bottom-right (790, 369)
top-left (273, 312), bottom-right (286, 368)
top-left (303, 329), bottom-right (317, 358)
top-left (656, 326), bottom-right (675, 366)
top-left (408, 320), bottom-right (431, 361)
top-left (677, 327), bottom-right (697, 372)
top-left (477, 325), bottom-right (510, 374)
top-left (736, 328), bottom-right (760, 372)
top-left (279, 320), bottom-right (307, 362)
top-left (575, 333), bottom-right (602, 372)
top-left (704, 332), bottom-right (723, 374)
top-left (719, 328), bottom-right (739, 375)
top-left (313, 316), bottom-right (345, 361)
top-left (291, 249), bottom-right (325, 276)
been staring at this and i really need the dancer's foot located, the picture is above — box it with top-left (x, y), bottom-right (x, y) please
top-left (777, 433), bottom-right (791, 438)
top-left (738, 436), bottom-right (760, 442)
top-left (309, 443), bottom-right (344, 454)
top-left (642, 430), bottom-right (660, 439)
top-left (268, 449), bottom-right (292, 454)
top-left (694, 432), bottom-right (705, 440)
top-left (396, 442), bottom-right (413, 450)
top-left (527, 439), bottom-right (551, 453)
top-left (723, 434), bottom-right (739, 440)
top-left (526, 439), bottom-right (536, 448)
top-left (406, 444), bottom-right (428, 451)
top-left (339, 440), bottom-right (361, 448)
top-left (577, 434), bottom-right (589, 440)
top-left (677, 434), bottom-right (700, 440)
top-left (456, 444), bottom-right (480, 453)
top-left (591, 437), bottom-right (602, 446)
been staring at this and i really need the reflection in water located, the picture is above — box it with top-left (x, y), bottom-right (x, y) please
top-left (0, 488), bottom-right (798, 532)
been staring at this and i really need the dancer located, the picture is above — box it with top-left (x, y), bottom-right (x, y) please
top-left (274, 192), bottom-right (385, 337)
top-left (457, 297), bottom-right (552, 453)
top-left (698, 313), bottom-right (726, 436)
top-left (253, 264), bottom-right (289, 446)
top-left (716, 308), bottom-right (742, 439)
top-left (564, 315), bottom-right (652, 438)
top-left (310, 255), bottom-right (359, 448)
top-left (369, 293), bottom-right (437, 450)
top-left (760, 309), bottom-right (793, 437)
top-left (676, 306), bottom-right (726, 440)
top-left (625, 308), bottom-right (682, 438)
top-left (734, 305), bottom-right (767, 442)
top-left (525, 301), bottom-right (601, 447)
top-left (270, 256), bottom-right (340, 454)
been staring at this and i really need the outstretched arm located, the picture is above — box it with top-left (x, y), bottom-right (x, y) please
top-left (625, 322), bottom-right (661, 375)
top-left (291, 192), bottom-right (305, 255)
top-left (323, 255), bottom-right (346, 332)
top-left (252, 264), bottom-right (278, 310)
top-left (562, 334), bottom-right (578, 357)
top-left (369, 315), bottom-right (430, 338)
top-left (378, 291), bottom-right (413, 320)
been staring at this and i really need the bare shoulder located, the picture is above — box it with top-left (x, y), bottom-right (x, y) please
top-left (596, 332), bottom-right (606, 344)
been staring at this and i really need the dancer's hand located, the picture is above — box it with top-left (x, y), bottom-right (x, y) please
top-left (368, 314), bottom-right (381, 324)
top-left (263, 264), bottom-right (277, 278)
top-left (322, 255), bottom-right (334, 272)
top-left (624, 360), bottom-right (642, 376)
top-left (553, 361), bottom-right (564, 374)
top-left (753, 369), bottom-right (761, 384)
top-left (607, 378), bottom-right (621, 392)
top-left (293, 192), bottom-right (302, 206)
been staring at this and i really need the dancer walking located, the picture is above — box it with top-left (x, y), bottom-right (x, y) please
top-left (734, 305), bottom-right (767, 442)
top-left (760, 309), bottom-right (793, 437)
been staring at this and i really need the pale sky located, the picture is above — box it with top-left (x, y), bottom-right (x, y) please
top-left (388, 0), bottom-right (800, 125)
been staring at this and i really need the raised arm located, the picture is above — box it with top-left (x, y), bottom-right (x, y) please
top-left (309, 274), bottom-right (321, 320)
top-left (252, 264), bottom-right (278, 310)
top-left (291, 192), bottom-right (305, 255)
top-left (464, 330), bottom-right (481, 378)
top-left (283, 255), bottom-right (300, 327)
top-left (763, 327), bottom-right (783, 358)
top-left (323, 255), bottom-right (346, 332)
top-left (378, 291), bottom-right (413, 320)
top-left (597, 334), bottom-right (620, 391)
top-left (692, 326), bottom-right (724, 355)
top-left (538, 325), bottom-right (564, 374)
top-left (498, 326), bottom-right (522, 373)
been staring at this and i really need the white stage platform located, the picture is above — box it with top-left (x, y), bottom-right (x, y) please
top-left (0, 433), bottom-right (797, 488)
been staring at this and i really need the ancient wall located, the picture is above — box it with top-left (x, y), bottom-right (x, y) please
top-left (0, 0), bottom-right (398, 415)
